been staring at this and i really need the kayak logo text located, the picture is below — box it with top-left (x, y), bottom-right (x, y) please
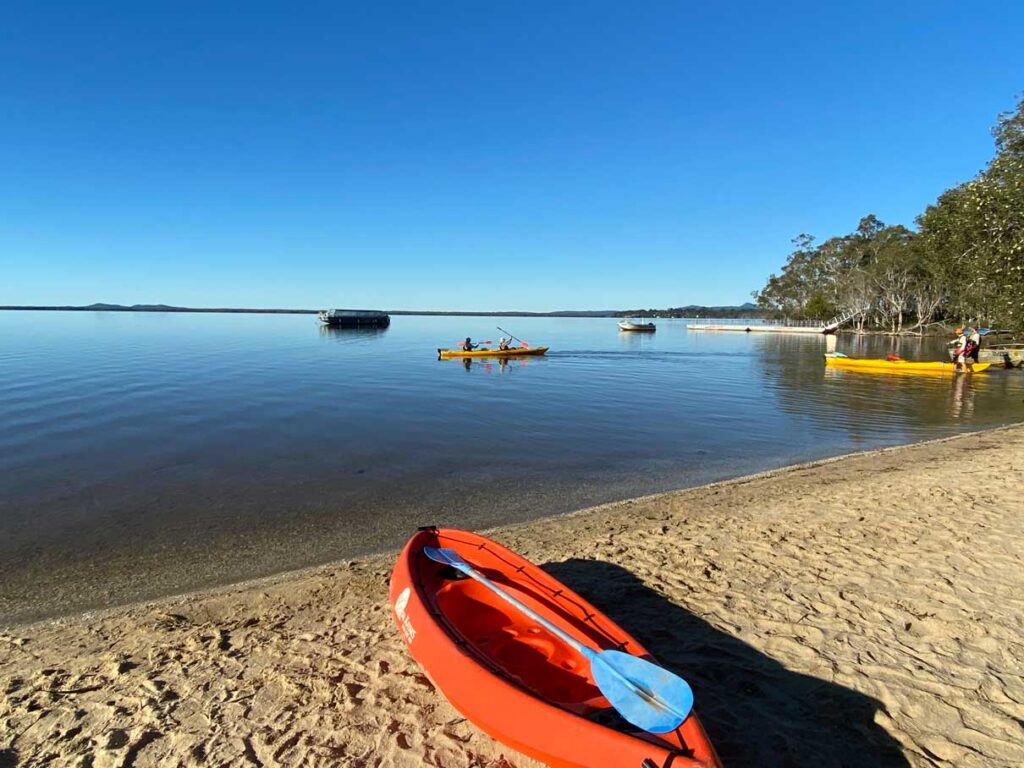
top-left (394, 587), bottom-right (416, 643)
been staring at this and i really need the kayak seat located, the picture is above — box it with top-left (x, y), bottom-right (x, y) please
top-left (436, 579), bottom-right (604, 710)
top-left (437, 582), bottom-right (514, 638)
top-left (486, 626), bottom-right (603, 709)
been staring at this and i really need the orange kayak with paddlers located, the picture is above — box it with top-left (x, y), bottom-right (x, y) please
top-left (389, 527), bottom-right (722, 768)
top-left (437, 346), bottom-right (548, 359)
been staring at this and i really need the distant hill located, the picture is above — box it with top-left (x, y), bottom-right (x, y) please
top-left (83, 303), bottom-right (181, 311)
top-left (2, 303), bottom-right (319, 314)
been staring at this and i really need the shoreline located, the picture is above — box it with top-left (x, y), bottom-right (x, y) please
top-left (1, 306), bottom-right (620, 318)
top-left (4, 424), bottom-right (1018, 633)
top-left (2, 424), bottom-right (1022, 766)
top-left (1, 307), bottom-right (974, 333)
top-left (0, 306), bottom-right (750, 319)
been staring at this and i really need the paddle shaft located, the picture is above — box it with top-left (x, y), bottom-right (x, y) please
top-left (496, 326), bottom-right (526, 346)
top-left (423, 546), bottom-right (693, 731)
top-left (446, 560), bottom-right (588, 656)
top-left (447, 558), bottom-right (685, 720)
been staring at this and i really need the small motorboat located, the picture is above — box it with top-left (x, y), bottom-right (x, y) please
top-left (390, 527), bottom-right (721, 768)
top-left (618, 320), bottom-right (656, 332)
top-left (978, 344), bottom-right (1024, 368)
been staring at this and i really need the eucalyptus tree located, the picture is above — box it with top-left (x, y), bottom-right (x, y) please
top-left (756, 96), bottom-right (1024, 332)
top-left (917, 97), bottom-right (1024, 327)
top-left (868, 224), bottom-right (916, 333)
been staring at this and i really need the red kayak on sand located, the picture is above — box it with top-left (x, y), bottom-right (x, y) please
top-left (389, 527), bottom-right (722, 768)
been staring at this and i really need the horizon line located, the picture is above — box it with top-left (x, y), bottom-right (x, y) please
top-left (0, 302), bottom-right (760, 317)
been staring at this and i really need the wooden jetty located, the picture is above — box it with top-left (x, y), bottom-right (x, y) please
top-left (688, 307), bottom-right (866, 335)
top-left (686, 323), bottom-right (825, 334)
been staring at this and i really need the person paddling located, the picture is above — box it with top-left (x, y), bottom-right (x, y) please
top-left (462, 337), bottom-right (478, 352)
top-left (498, 337), bottom-right (510, 351)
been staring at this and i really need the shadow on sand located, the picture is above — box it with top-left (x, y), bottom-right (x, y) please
top-left (542, 559), bottom-right (909, 768)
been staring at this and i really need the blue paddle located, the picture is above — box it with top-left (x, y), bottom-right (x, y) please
top-left (422, 546), bottom-right (694, 734)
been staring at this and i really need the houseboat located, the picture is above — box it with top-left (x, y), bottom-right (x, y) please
top-left (317, 309), bottom-right (390, 328)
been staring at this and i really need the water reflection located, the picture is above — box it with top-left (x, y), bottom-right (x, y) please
top-left (948, 373), bottom-right (978, 420)
top-left (3, 312), bottom-right (1022, 623)
top-left (453, 356), bottom-right (536, 374)
top-left (838, 333), bottom-right (952, 362)
top-left (754, 332), bottom-right (1018, 440)
top-left (318, 324), bottom-right (389, 341)
top-left (618, 330), bottom-right (658, 350)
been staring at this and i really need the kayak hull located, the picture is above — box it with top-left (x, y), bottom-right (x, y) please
top-left (438, 346), bottom-right (548, 359)
top-left (389, 528), bottom-right (721, 768)
top-left (825, 355), bottom-right (991, 374)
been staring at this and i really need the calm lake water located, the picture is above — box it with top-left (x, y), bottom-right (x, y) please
top-left (2, 311), bottom-right (1023, 623)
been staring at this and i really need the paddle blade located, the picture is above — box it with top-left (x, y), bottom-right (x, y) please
top-left (422, 546), bottom-right (467, 568)
top-left (589, 649), bottom-right (693, 734)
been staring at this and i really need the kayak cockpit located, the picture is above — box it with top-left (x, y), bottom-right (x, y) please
top-left (393, 528), bottom-right (723, 768)
top-left (435, 578), bottom-right (607, 711)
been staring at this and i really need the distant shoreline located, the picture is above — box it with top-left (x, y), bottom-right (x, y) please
top-left (0, 305), bottom-right (616, 318)
top-left (0, 304), bottom-right (756, 319)
top-left (1, 304), bottom-right (322, 314)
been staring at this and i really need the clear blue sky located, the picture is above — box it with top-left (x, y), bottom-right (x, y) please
top-left (2, 1), bottom-right (1022, 311)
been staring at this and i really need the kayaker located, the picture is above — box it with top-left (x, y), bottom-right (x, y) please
top-left (969, 327), bottom-right (982, 356)
top-left (462, 337), bottom-right (478, 352)
top-left (963, 327), bottom-right (981, 369)
top-left (498, 337), bottom-right (510, 350)
top-left (952, 327), bottom-right (968, 371)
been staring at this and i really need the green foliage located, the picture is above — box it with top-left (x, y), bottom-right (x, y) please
top-left (755, 97), bottom-right (1024, 331)
top-left (616, 304), bottom-right (764, 319)
top-left (803, 293), bottom-right (837, 321)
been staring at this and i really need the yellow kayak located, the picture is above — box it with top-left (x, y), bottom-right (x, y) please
top-left (438, 346), bottom-right (549, 359)
top-left (824, 354), bottom-right (991, 374)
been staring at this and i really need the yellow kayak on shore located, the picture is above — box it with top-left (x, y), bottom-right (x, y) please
top-left (438, 346), bottom-right (549, 359)
top-left (824, 354), bottom-right (991, 374)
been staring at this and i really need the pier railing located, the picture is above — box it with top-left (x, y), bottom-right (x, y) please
top-left (687, 309), bottom-right (869, 334)
top-left (822, 306), bottom-right (868, 332)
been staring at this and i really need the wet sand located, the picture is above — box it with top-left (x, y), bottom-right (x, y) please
top-left (2, 425), bottom-right (1022, 767)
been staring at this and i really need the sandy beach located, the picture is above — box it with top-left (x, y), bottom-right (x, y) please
top-left (2, 424), bottom-right (1022, 767)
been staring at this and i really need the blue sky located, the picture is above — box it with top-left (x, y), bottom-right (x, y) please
top-left (2, 1), bottom-right (1022, 311)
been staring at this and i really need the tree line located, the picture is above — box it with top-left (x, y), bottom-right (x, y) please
top-left (753, 97), bottom-right (1024, 333)
top-left (616, 304), bottom-right (761, 319)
